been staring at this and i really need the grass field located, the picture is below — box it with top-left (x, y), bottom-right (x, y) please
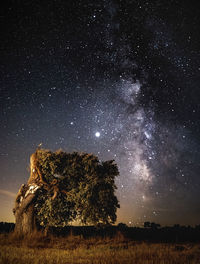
top-left (0, 232), bottom-right (200, 264)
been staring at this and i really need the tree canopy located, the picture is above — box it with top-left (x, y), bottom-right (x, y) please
top-left (33, 148), bottom-right (120, 228)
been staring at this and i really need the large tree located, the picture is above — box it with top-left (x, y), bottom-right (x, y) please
top-left (13, 148), bottom-right (119, 236)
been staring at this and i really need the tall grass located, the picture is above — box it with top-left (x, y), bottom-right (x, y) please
top-left (0, 232), bottom-right (200, 264)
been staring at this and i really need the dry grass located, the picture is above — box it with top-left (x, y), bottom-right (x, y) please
top-left (0, 232), bottom-right (200, 264)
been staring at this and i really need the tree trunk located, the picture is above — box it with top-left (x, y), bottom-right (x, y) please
top-left (14, 203), bottom-right (36, 236)
top-left (13, 184), bottom-right (40, 237)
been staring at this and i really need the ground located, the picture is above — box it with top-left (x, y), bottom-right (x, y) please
top-left (0, 233), bottom-right (200, 264)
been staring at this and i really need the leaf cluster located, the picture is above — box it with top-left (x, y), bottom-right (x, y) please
top-left (33, 149), bottom-right (120, 227)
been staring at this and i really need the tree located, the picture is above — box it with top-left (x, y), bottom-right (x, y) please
top-left (13, 148), bottom-right (120, 235)
top-left (144, 221), bottom-right (161, 229)
top-left (144, 221), bottom-right (151, 228)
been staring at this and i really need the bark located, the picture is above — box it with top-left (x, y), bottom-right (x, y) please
top-left (13, 184), bottom-right (40, 236)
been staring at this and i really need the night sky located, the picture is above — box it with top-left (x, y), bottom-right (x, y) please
top-left (1, 0), bottom-right (200, 226)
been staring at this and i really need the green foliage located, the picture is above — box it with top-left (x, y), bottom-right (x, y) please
top-left (34, 190), bottom-right (76, 227)
top-left (34, 149), bottom-right (120, 227)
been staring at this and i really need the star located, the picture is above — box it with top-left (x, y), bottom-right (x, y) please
top-left (95, 132), bottom-right (100, 138)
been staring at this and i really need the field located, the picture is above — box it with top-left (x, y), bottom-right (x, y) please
top-left (0, 232), bottom-right (200, 264)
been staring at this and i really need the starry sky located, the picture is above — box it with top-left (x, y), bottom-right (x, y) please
top-left (1, 0), bottom-right (200, 226)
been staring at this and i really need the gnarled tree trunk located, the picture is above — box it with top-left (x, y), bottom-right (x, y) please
top-left (13, 184), bottom-right (40, 236)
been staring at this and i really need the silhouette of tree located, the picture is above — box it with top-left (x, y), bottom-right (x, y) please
top-left (144, 221), bottom-right (151, 228)
top-left (144, 221), bottom-right (161, 229)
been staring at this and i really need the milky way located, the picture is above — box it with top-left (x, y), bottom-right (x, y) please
top-left (0, 0), bottom-right (200, 225)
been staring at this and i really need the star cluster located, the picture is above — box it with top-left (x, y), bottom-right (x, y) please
top-left (0, 0), bottom-right (200, 225)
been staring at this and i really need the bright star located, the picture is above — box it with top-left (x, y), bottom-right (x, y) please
top-left (95, 132), bottom-right (100, 137)
top-left (144, 131), bottom-right (151, 139)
